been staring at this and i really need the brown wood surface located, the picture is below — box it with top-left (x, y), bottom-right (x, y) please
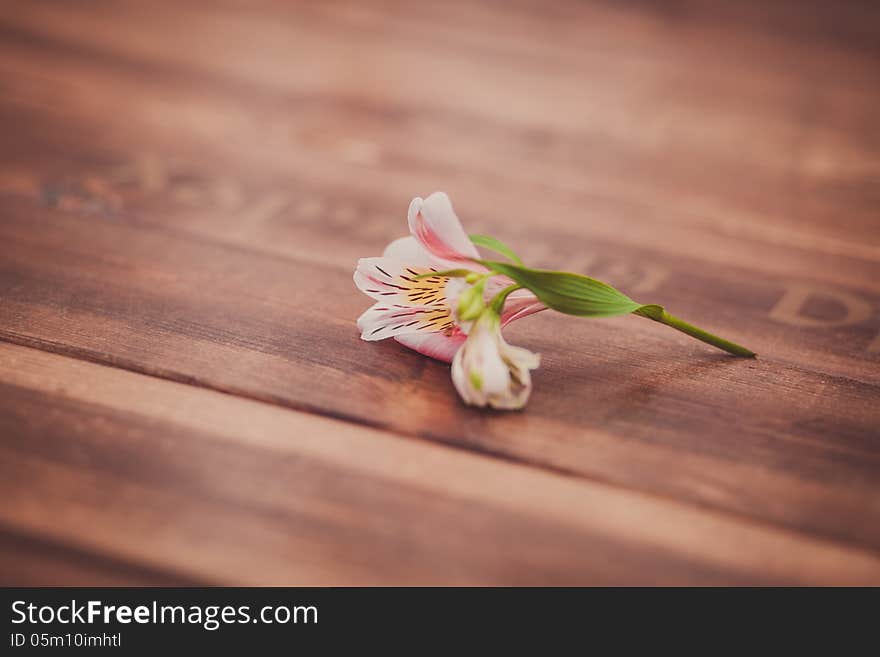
top-left (1, 0), bottom-right (879, 585)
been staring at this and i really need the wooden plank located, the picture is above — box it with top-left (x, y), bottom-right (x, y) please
top-left (1, 342), bottom-right (879, 585)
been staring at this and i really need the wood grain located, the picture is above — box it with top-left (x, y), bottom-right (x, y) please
top-left (1, 0), bottom-right (879, 584)
top-left (3, 343), bottom-right (880, 585)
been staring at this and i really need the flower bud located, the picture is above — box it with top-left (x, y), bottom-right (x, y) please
top-left (456, 281), bottom-right (486, 321)
top-left (452, 310), bottom-right (540, 410)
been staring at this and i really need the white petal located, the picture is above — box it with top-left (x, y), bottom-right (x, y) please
top-left (477, 340), bottom-right (511, 395)
top-left (357, 303), bottom-right (454, 341)
top-left (501, 341), bottom-right (541, 371)
top-left (407, 197), bottom-right (423, 224)
top-left (354, 257), bottom-right (450, 305)
top-left (452, 347), bottom-right (487, 406)
top-left (382, 235), bottom-right (431, 264)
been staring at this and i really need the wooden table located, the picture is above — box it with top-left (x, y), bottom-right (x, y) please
top-left (1, 0), bottom-right (879, 585)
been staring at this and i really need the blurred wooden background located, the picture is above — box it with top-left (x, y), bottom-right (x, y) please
top-left (1, 0), bottom-right (879, 584)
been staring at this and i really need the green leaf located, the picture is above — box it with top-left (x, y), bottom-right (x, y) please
top-left (479, 260), bottom-right (641, 317)
top-left (469, 234), bottom-right (524, 265)
top-left (478, 261), bottom-right (757, 357)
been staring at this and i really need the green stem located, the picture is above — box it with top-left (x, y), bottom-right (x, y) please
top-left (635, 306), bottom-right (756, 358)
top-left (413, 268), bottom-right (473, 280)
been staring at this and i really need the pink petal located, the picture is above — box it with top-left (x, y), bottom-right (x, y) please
top-left (394, 331), bottom-right (466, 363)
top-left (408, 192), bottom-right (480, 263)
top-left (501, 292), bottom-right (547, 326)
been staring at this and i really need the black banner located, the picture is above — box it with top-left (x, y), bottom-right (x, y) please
top-left (1, 587), bottom-right (874, 650)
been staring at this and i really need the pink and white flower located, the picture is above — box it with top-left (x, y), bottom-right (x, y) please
top-left (355, 192), bottom-right (757, 410)
top-left (354, 192), bottom-right (544, 363)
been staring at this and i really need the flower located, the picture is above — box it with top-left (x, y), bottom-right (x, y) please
top-left (355, 193), bottom-right (757, 412)
top-left (354, 192), bottom-right (545, 363)
top-left (451, 310), bottom-right (540, 410)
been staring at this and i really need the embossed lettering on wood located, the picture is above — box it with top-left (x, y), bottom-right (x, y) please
top-left (768, 285), bottom-right (873, 328)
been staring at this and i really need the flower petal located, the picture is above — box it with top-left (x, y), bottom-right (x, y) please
top-left (452, 347), bottom-right (487, 406)
top-left (500, 340), bottom-right (541, 372)
top-left (451, 314), bottom-right (507, 406)
top-left (382, 235), bottom-right (431, 264)
top-left (357, 303), bottom-right (455, 341)
top-left (409, 192), bottom-right (480, 262)
top-left (354, 257), bottom-right (451, 305)
top-left (474, 332), bottom-right (510, 396)
top-left (501, 292), bottom-right (547, 326)
top-left (394, 331), bottom-right (466, 363)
